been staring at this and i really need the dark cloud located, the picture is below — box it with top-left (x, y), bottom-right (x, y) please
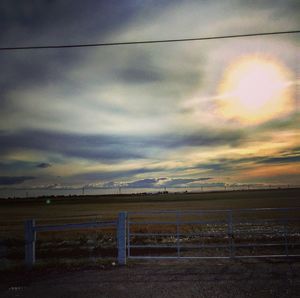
top-left (1, 128), bottom-right (298, 183)
top-left (0, 160), bottom-right (54, 173)
top-left (194, 150), bottom-right (300, 174)
top-left (0, 0), bottom-right (164, 109)
top-left (75, 167), bottom-right (164, 182)
top-left (126, 178), bottom-right (158, 188)
top-left (0, 130), bottom-right (144, 162)
top-left (36, 162), bottom-right (52, 168)
top-left (0, 176), bottom-right (35, 185)
top-left (124, 177), bottom-right (212, 188)
top-left (257, 156), bottom-right (300, 164)
top-left (230, 151), bottom-right (300, 166)
top-left (0, 128), bottom-right (245, 164)
top-left (192, 159), bottom-right (246, 173)
top-left (0, 1), bottom-right (144, 45)
top-left (195, 163), bottom-right (231, 172)
top-left (143, 130), bottom-right (244, 148)
top-left (258, 113), bottom-right (300, 131)
top-left (134, 130), bottom-right (244, 150)
top-left (0, 161), bottom-right (36, 171)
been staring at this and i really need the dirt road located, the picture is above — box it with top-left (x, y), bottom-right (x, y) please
top-left (1, 258), bottom-right (300, 298)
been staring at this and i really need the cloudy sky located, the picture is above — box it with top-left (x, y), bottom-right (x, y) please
top-left (0, 0), bottom-right (299, 193)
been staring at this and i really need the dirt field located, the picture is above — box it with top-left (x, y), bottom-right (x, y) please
top-left (0, 188), bottom-right (299, 268)
top-left (0, 189), bottom-right (299, 297)
top-left (1, 258), bottom-right (300, 298)
top-left (1, 188), bottom-right (300, 236)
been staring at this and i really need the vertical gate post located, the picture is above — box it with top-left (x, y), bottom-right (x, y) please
top-left (283, 213), bottom-right (289, 257)
top-left (176, 212), bottom-right (180, 258)
top-left (117, 212), bottom-right (127, 265)
top-left (25, 219), bottom-right (36, 268)
top-left (227, 210), bottom-right (235, 258)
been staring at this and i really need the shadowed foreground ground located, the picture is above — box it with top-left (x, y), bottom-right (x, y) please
top-left (1, 258), bottom-right (300, 298)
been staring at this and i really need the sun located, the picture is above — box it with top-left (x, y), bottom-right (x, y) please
top-left (216, 55), bottom-right (294, 125)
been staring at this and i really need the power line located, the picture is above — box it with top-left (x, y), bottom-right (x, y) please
top-left (0, 30), bottom-right (299, 51)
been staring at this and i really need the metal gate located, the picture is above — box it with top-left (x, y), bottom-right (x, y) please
top-left (127, 208), bottom-right (300, 259)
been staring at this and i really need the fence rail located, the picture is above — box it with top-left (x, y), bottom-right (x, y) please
top-left (35, 221), bottom-right (116, 232)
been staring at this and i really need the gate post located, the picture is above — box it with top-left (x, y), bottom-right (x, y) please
top-left (25, 219), bottom-right (36, 268)
top-left (227, 210), bottom-right (235, 258)
top-left (117, 212), bottom-right (127, 265)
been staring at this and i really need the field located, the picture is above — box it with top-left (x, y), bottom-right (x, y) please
top-left (0, 188), bottom-right (299, 267)
top-left (0, 189), bottom-right (300, 297)
top-left (1, 188), bottom-right (300, 225)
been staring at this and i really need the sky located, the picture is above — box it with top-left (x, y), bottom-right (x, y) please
top-left (0, 0), bottom-right (299, 194)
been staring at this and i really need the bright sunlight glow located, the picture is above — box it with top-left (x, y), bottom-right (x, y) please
top-left (216, 55), bottom-right (294, 125)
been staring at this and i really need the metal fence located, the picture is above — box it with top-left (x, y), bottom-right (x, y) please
top-left (24, 218), bottom-right (119, 267)
top-left (127, 208), bottom-right (300, 260)
top-left (23, 208), bottom-right (300, 267)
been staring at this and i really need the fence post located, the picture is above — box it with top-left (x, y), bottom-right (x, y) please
top-left (227, 210), bottom-right (235, 258)
top-left (25, 219), bottom-right (36, 268)
top-left (283, 213), bottom-right (289, 257)
top-left (117, 212), bottom-right (127, 265)
top-left (176, 211), bottom-right (180, 258)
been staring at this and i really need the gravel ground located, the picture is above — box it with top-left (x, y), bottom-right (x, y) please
top-left (1, 258), bottom-right (300, 298)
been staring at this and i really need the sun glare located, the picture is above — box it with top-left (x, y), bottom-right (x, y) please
top-left (216, 55), bottom-right (294, 125)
